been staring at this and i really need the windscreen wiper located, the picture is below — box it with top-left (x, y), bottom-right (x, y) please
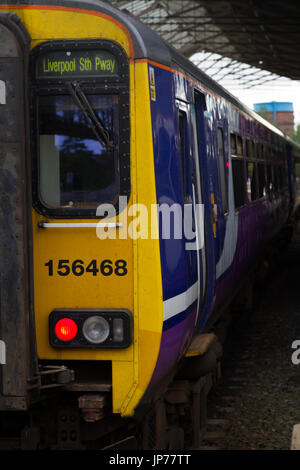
top-left (67, 81), bottom-right (113, 149)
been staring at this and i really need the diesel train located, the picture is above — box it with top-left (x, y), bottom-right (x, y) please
top-left (0, 0), bottom-right (299, 449)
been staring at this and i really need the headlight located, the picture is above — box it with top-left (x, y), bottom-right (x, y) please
top-left (49, 309), bottom-right (132, 349)
top-left (82, 316), bottom-right (110, 344)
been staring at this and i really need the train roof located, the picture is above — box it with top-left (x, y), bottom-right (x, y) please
top-left (7, 0), bottom-right (300, 150)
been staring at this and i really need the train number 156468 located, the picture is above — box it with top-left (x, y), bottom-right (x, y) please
top-left (44, 259), bottom-right (128, 277)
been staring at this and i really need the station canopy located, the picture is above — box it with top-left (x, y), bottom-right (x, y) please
top-left (110, 0), bottom-right (300, 88)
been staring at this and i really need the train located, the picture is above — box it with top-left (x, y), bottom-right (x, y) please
top-left (0, 0), bottom-right (300, 450)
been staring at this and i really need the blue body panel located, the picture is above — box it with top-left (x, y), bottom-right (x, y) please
top-left (147, 60), bottom-right (294, 385)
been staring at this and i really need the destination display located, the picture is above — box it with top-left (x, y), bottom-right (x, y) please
top-left (36, 49), bottom-right (119, 78)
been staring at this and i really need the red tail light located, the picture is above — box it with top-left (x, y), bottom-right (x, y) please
top-left (55, 318), bottom-right (78, 341)
top-left (49, 309), bottom-right (132, 348)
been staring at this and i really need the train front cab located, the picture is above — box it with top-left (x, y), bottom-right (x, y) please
top-left (0, 6), bottom-right (164, 431)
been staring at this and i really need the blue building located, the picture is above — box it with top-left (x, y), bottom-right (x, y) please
top-left (254, 101), bottom-right (294, 135)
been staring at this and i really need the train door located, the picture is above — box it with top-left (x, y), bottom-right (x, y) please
top-left (190, 99), bottom-right (207, 324)
top-left (0, 14), bottom-right (36, 410)
top-left (193, 91), bottom-right (216, 328)
top-left (177, 99), bottom-right (207, 324)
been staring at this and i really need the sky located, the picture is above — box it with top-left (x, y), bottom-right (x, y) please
top-left (190, 52), bottom-right (300, 128)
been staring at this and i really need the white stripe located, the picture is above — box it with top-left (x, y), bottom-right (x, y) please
top-left (216, 154), bottom-right (239, 278)
top-left (163, 281), bottom-right (198, 321)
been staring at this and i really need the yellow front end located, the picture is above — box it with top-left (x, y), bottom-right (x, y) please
top-left (1, 4), bottom-right (163, 417)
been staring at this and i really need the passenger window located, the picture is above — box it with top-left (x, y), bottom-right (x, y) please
top-left (266, 163), bottom-right (273, 195)
top-left (217, 127), bottom-right (228, 214)
top-left (257, 162), bottom-right (267, 198)
top-left (230, 133), bottom-right (237, 155)
top-left (278, 165), bottom-right (284, 189)
top-left (246, 139), bottom-right (258, 202)
top-left (230, 133), bottom-right (245, 209)
top-left (237, 136), bottom-right (243, 156)
top-left (257, 143), bottom-right (263, 160)
top-left (246, 139), bottom-right (254, 160)
top-left (273, 165), bottom-right (279, 193)
top-left (256, 143), bottom-right (267, 198)
top-left (246, 161), bottom-right (257, 202)
top-left (232, 159), bottom-right (245, 209)
top-left (278, 152), bottom-right (287, 189)
top-left (295, 162), bottom-right (300, 190)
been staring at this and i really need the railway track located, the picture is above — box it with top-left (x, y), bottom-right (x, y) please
top-left (197, 225), bottom-right (300, 450)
